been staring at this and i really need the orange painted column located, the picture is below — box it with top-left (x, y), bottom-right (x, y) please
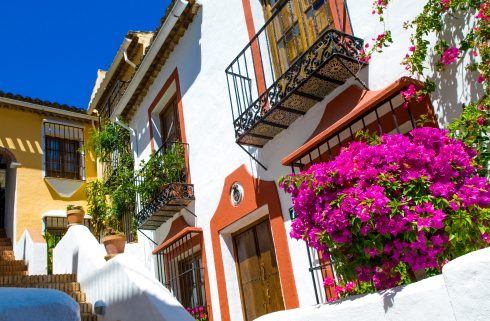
top-left (210, 165), bottom-right (299, 321)
top-left (242, 0), bottom-right (267, 99)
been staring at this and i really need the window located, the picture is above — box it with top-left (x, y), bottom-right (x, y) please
top-left (159, 230), bottom-right (207, 311)
top-left (264, 0), bottom-right (334, 74)
top-left (43, 122), bottom-right (84, 180)
top-left (159, 97), bottom-right (181, 145)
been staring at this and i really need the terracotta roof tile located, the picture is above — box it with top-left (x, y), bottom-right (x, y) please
top-left (0, 90), bottom-right (87, 114)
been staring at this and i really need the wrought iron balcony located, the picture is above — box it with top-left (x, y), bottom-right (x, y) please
top-left (100, 80), bottom-right (130, 119)
top-left (135, 142), bottom-right (194, 230)
top-left (226, 0), bottom-right (366, 147)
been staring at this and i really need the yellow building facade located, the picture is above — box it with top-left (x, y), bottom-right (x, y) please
top-left (0, 93), bottom-right (97, 243)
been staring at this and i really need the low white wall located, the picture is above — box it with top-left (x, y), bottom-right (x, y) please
top-left (15, 229), bottom-right (47, 275)
top-left (53, 225), bottom-right (194, 321)
top-left (255, 247), bottom-right (490, 321)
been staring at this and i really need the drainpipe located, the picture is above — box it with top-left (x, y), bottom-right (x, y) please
top-left (123, 50), bottom-right (137, 69)
top-left (115, 116), bottom-right (139, 159)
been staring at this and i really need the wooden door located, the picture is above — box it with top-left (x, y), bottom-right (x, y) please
top-left (263, 0), bottom-right (334, 75)
top-left (234, 220), bottom-right (285, 321)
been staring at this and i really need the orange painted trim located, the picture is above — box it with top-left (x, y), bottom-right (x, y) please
top-left (328, 0), bottom-right (353, 34)
top-left (210, 165), bottom-right (299, 321)
top-left (241, 0), bottom-right (267, 97)
top-left (146, 67), bottom-right (191, 183)
top-left (153, 226), bottom-right (203, 254)
top-left (281, 77), bottom-right (438, 166)
top-left (147, 68), bottom-right (188, 151)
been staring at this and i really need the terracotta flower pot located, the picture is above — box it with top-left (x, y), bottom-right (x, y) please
top-left (66, 209), bottom-right (85, 226)
top-left (102, 234), bottom-right (126, 257)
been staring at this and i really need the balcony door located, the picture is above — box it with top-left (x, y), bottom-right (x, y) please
top-left (264, 0), bottom-right (334, 75)
top-left (159, 97), bottom-right (181, 146)
top-left (233, 220), bottom-right (284, 321)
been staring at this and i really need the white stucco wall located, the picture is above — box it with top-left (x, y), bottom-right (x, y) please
top-left (15, 229), bottom-right (47, 275)
top-left (120, 0), bottom-right (484, 320)
top-left (53, 225), bottom-right (195, 321)
top-left (255, 248), bottom-right (490, 321)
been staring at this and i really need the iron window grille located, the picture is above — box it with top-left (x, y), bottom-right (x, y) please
top-left (43, 122), bottom-right (85, 180)
top-left (156, 231), bottom-right (207, 311)
top-left (100, 80), bottom-right (130, 119)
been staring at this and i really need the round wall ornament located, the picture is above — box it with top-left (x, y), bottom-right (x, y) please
top-left (230, 182), bottom-right (244, 206)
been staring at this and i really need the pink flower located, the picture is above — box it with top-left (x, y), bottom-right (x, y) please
top-left (335, 285), bottom-right (345, 294)
top-left (345, 281), bottom-right (357, 293)
top-left (477, 116), bottom-right (485, 126)
top-left (323, 277), bottom-right (335, 287)
top-left (200, 313), bottom-right (205, 319)
top-left (401, 84), bottom-right (417, 100)
top-left (199, 306), bottom-right (204, 312)
top-left (441, 0), bottom-right (450, 11)
top-left (440, 47), bottom-right (459, 66)
top-left (482, 233), bottom-right (490, 244)
top-left (409, 46), bottom-right (416, 52)
top-left (478, 74), bottom-right (486, 84)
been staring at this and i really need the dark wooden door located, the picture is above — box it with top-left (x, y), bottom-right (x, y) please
top-left (234, 220), bottom-right (285, 321)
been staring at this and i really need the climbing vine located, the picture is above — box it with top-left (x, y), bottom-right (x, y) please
top-left (366, 1), bottom-right (489, 95)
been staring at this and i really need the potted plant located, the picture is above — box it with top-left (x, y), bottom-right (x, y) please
top-left (66, 205), bottom-right (85, 226)
top-left (101, 228), bottom-right (126, 260)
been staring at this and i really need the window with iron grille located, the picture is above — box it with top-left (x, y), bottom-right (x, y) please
top-left (158, 231), bottom-right (207, 311)
top-left (43, 122), bottom-right (85, 180)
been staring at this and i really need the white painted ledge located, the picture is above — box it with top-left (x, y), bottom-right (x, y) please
top-left (53, 225), bottom-right (194, 321)
top-left (0, 288), bottom-right (80, 321)
top-left (255, 247), bottom-right (490, 321)
top-left (15, 229), bottom-right (47, 275)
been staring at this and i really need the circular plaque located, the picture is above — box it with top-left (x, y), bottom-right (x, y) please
top-left (231, 182), bottom-right (244, 206)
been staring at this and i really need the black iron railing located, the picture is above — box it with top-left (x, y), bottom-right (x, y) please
top-left (134, 142), bottom-right (194, 230)
top-left (100, 80), bottom-right (129, 119)
top-left (226, 0), bottom-right (365, 147)
top-left (155, 231), bottom-right (206, 311)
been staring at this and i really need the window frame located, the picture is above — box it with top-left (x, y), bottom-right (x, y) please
top-left (159, 96), bottom-right (182, 146)
top-left (43, 121), bottom-right (85, 181)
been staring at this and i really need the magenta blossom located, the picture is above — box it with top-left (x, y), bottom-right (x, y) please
top-left (440, 47), bottom-right (459, 66)
top-left (345, 281), bottom-right (357, 293)
top-left (281, 127), bottom-right (490, 291)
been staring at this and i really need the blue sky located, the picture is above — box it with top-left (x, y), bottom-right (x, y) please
top-left (0, 0), bottom-right (170, 109)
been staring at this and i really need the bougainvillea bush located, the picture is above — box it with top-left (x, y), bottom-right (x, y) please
top-left (280, 127), bottom-right (490, 296)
